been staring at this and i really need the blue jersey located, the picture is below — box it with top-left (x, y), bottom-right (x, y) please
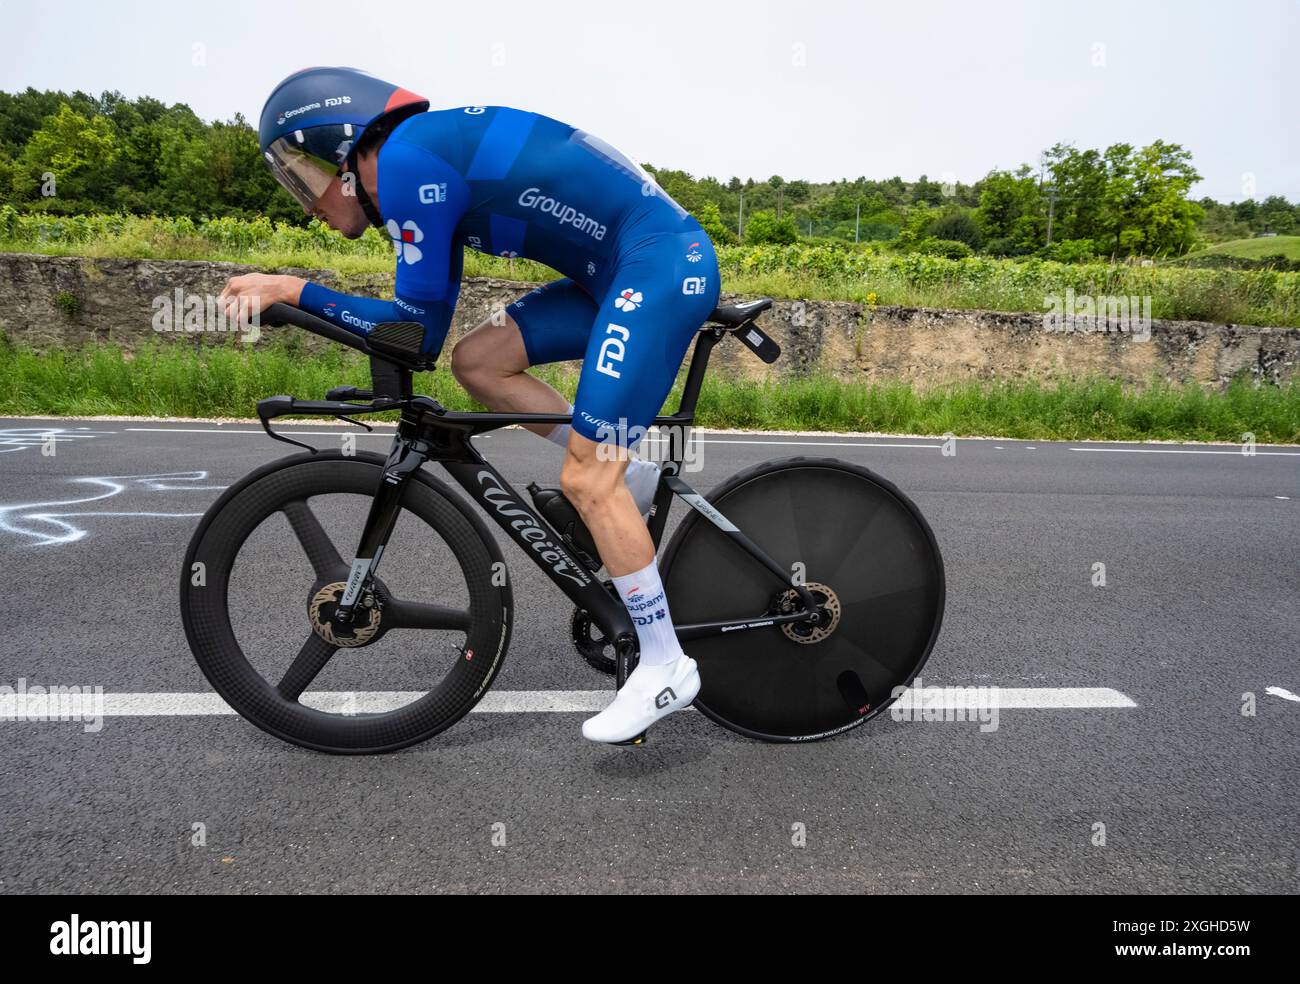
top-left (298, 106), bottom-right (721, 445)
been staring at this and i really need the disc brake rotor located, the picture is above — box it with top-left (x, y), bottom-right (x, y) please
top-left (308, 581), bottom-right (381, 648)
top-left (778, 581), bottom-right (841, 644)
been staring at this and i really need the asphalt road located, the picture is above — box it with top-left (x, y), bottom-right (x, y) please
top-left (1, 417), bottom-right (1297, 894)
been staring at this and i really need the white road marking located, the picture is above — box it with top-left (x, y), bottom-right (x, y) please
top-left (0, 427), bottom-right (116, 453)
top-left (123, 428), bottom-right (943, 449)
top-left (106, 427), bottom-right (1300, 455)
top-left (696, 439), bottom-right (943, 449)
top-left (0, 473), bottom-right (222, 546)
top-left (1265, 686), bottom-right (1300, 704)
top-left (891, 687), bottom-right (1136, 710)
top-left (124, 427), bottom-right (391, 437)
top-left (1070, 447), bottom-right (1300, 457)
top-left (0, 687), bottom-right (1136, 719)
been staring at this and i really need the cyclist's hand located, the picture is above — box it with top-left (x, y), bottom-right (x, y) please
top-left (218, 274), bottom-right (306, 322)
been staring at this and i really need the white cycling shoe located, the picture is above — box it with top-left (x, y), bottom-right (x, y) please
top-left (582, 654), bottom-right (701, 744)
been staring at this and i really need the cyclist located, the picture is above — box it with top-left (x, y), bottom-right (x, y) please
top-left (219, 67), bottom-right (721, 744)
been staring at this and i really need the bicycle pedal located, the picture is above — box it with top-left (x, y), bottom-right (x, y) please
top-left (613, 731), bottom-right (648, 746)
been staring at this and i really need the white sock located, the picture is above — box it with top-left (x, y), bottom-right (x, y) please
top-left (612, 560), bottom-right (684, 666)
top-left (545, 404), bottom-right (575, 448)
top-left (623, 456), bottom-right (661, 516)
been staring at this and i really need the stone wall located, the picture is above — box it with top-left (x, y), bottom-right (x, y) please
top-left (1, 252), bottom-right (1296, 389)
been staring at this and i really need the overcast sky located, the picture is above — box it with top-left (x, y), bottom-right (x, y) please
top-left (3, 0), bottom-right (1295, 202)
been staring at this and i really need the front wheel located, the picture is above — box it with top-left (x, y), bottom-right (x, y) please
top-left (180, 452), bottom-right (512, 754)
top-left (660, 457), bottom-right (944, 742)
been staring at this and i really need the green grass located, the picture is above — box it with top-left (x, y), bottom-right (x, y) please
top-left (3, 339), bottom-right (1295, 444)
top-left (1183, 235), bottom-right (1300, 262)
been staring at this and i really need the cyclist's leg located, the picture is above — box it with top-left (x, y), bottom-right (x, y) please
top-left (562, 230), bottom-right (720, 570)
top-left (449, 278), bottom-right (596, 438)
top-left (567, 231), bottom-right (718, 741)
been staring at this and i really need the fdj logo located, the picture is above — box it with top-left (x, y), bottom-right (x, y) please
top-left (655, 687), bottom-right (677, 709)
top-left (418, 183), bottom-right (447, 204)
top-left (682, 276), bottom-right (707, 295)
top-left (596, 323), bottom-right (630, 378)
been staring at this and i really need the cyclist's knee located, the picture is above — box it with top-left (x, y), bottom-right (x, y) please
top-left (560, 443), bottom-right (625, 510)
top-left (450, 314), bottom-right (524, 384)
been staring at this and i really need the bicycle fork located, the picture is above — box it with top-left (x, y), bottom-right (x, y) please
top-left (331, 424), bottom-right (433, 625)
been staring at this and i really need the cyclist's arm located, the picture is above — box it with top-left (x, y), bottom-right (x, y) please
top-left (297, 252), bottom-right (462, 359)
top-left (297, 138), bottom-right (470, 360)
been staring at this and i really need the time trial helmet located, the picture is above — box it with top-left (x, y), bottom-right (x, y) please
top-left (258, 66), bottom-right (428, 211)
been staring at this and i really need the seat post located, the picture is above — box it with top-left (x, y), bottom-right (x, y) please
top-left (676, 327), bottom-right (723, 418)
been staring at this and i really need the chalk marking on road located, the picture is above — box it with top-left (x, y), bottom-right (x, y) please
top-left (1070, 447), bottom-right (1300, 457)
top-left (0, 427), bottom-right (116, 454)
top-left (0, 687), bottom-right (1136, 719)
top-left (0, 473), bottom-right (223, 546)
top-left (1265, 686), bottom-right (1300, 704)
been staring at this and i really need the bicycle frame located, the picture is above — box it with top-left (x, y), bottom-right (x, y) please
top-left (255, 304), bottom-right (822, 689)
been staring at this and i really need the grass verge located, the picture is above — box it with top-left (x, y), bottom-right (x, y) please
top-left (1, 341), bottom-right (1296, 444)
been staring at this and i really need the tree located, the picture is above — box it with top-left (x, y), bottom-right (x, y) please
top-left (926, 209), bottom-right (983, 248)
top-left (744, 209), bottom-right (798, 244)
top-left (1043, 143), bottom-right (1107, 243)
top-left (696, 201), bottom-right (737, 246)
top-left (1256, 195), bottom-right (1297, 235)
top-left (1098, 140), bottom-right (1201, 256)
top-left (14, 104), bottom-right (119, 210)
top-left (975, 166), bottom-right (1043, 252)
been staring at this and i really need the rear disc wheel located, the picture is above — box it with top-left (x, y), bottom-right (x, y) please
top-left (660, 457), bottom-right (944, 742)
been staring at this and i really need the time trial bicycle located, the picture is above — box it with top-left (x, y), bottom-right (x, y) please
top-left (180, 298), bottom-right (945, 753)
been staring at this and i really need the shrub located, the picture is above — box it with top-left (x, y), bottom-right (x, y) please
top-left (744, 210), bottom-right (799, 245)
top-left (914, 237), bottom-right (973, 259)
top-left (926, 210), bottom-right (983, 248)
top-left (1048, 238), bottom-right (1100, 263)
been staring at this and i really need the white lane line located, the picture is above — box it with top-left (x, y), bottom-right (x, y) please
top-left (124, 428), bottom-right (942, 449)
top-left (115, 428), bottom-right (1300, 455)
top-left (697, 439), bottom-right (942, 449)
top-left (0, 687), bottom-right (1135, 718)
top-left (892, 687), bottom-right (1136, 710)
top-left (1070, 447), bottom-right (1300, 457)
top-left (124, 428), bottom-right (392, 437)
top-left (1265, 686), bottom-right (1300, 704)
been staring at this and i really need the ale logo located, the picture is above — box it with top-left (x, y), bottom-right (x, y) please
top-left (655, 687), bottom-right (676, 709)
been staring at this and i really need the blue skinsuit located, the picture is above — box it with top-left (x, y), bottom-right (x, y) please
top-left (297, 106), bottom-right (721, 444)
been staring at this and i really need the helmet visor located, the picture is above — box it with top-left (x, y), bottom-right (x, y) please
top-left (263, 137), bottom-right (342, 210)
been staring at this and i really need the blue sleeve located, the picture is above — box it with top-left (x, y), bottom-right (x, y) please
top-left (298, 252), bottom-right (462, 360)
top-left (295, 134), bottom-right (470, 360)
